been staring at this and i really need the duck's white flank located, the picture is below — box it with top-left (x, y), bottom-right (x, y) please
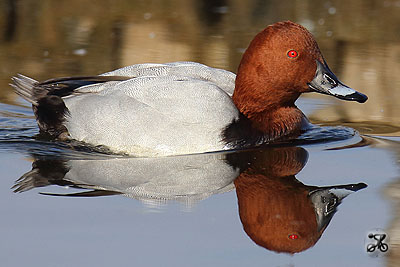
top-left (63, 62), bottom-right (239, 156)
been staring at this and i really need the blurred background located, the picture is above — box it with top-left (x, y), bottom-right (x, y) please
top-left (1, 0), bottom-right (400, 130)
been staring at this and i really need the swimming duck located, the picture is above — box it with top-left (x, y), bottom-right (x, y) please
top-left (11, 21), bottom-right (367, 156)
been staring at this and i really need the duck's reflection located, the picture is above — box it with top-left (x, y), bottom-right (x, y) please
top-left (14, 147), bottom-right (366, 253)
top-left (229, 148), bottom-right (366, 253)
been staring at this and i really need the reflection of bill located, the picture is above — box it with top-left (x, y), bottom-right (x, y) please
top-left (230, 147), bottom-right (367, 254)
top-left (366, 229), bottom-right (389, 257)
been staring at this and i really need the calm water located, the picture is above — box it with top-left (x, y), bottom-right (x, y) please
top-left (1, 0), bottom-right (400, 266)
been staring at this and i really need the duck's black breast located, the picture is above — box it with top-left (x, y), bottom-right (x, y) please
top-left (222, 113), bottom-right (269, 149)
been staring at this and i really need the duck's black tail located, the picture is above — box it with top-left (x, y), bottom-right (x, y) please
top-left (10, 74), bottom-right (70, 139)
top-left (10, 74), bottom-right (39, 106)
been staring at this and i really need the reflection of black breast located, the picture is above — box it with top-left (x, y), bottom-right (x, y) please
top-left (225, 145), bottom-right (308, 174)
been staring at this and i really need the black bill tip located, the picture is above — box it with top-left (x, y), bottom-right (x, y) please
top-left (355, 92), bottom-right (368, 103)
top-left (341, 92), bottom-right (368, 103)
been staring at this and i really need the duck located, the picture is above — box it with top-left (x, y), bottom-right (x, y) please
top-left (11, 21), bottom-right (368, 156)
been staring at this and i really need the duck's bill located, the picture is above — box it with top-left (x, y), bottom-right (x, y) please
top-left (308, 60), bottom-right (368, 103)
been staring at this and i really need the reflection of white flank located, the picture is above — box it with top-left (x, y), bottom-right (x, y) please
top-left (329, 84), bottom-right (356, 97)
top-left (64, 152), bottom-right (238, 208)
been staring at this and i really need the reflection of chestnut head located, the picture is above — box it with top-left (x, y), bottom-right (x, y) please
top-left (233, 147), bottom-right (366, 254)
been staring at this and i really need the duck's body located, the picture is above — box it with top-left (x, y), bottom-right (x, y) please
top-left (12, 21), bottom-right (368, 156)
top-left (14, 62), bottom-right (240, 156)
top-left (67, 62), bottom-right (238, 156)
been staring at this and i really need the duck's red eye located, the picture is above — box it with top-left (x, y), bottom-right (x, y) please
top-left (287, 50), bottom-right (298, 58)
top-left (288, 234), bottom-right (299, 240)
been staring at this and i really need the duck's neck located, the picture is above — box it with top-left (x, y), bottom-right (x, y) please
top-left (249, 106), bottom-right (307, 136)
top-left (224, 92), bottom-right (308, 148)
top-left (232, 73), bottom-right (308, 134)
